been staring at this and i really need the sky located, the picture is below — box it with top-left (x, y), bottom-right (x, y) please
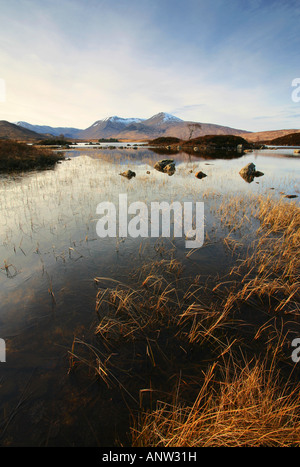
top-left (0, 0), bottom-right (300, 131)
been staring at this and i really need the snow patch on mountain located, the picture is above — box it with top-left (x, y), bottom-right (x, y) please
top-left (160, 113), bottom-right (183, 122)
top-left (145, 112), bottom-right (184, 125)
top-left (103, 116), bottom-right (145, 124)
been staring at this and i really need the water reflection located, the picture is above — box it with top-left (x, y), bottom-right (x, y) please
top-left (0, 146), bottom-right (299, 445)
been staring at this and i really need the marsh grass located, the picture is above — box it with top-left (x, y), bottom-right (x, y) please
top-left (131, 352), bottom-right (300, 447)
top-left (67, 193), bottom-right (300, 447)
top-left (219, 195), bottom-right (300, 317)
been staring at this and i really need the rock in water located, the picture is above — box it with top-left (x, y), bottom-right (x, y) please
top-left (239, 162), bottom-right (256, 176)
top-left (164, 163), bottom-right (176, 176)
top-left (120, 169), bottom-right (136, 179)
top-left (154, 159), bottom-right (176, 175)
top-left (239, 163), bottom-right (264, 183)
top-left (195, 171), bottom-right (207, 179)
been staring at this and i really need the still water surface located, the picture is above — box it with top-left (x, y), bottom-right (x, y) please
top-left (0, 146), bottom-right (299, 445)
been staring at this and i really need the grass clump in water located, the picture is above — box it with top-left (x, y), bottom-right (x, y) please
top-left (132, 354), bottom-right (300, 447)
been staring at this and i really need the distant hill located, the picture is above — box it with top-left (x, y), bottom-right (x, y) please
top-left (240, 129), bottom-right (300, 143)
top-left (266, 132), bottom-right (300, 146)
top-left (15, 121), bottom-right (81, 139)
top-left (77, 112), bottom-right (251, 140)
top-left (0, 121), bottom-right (47, 141)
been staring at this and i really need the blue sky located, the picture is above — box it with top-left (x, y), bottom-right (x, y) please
top-left (0, 0), bottom-right (299, 131)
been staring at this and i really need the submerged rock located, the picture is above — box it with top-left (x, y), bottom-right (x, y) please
top-left (239, 163), bottom-right (264, 183)
top-left (120, 169), bottom-right (136, 179)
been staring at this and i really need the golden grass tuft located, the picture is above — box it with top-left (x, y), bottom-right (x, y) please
top-left (132, 355), bottom-right (300, 447)
top-left (225, 196), bottom-right (300, 315)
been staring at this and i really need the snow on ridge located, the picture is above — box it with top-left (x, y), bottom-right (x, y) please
top-left (15, 121), bottom-right (31, 127)
top-left (148, 112), bottom-right (183, 123)
top-left (90, 113), bottom-right (183, 128)
top-left (162, 113), bottom-right (183, 122)
top-left (103, 116), bottom-right (145, 124)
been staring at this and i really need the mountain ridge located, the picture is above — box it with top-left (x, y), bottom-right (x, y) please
top-left (15, 121), bottom-right (81, 139)
top-left (14, 112), bottom-right (249, 140)
top-left (12, 112), bottom-right (300, 142)
top-left (0, 121), bottom-right (48, 141)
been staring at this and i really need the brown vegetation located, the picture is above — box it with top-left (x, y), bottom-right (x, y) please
top-left (132, 356), bottom-right (300, 447)
top-left (148, 137), bottom-right (181, 145)
top-left (265, 132), bottom-right (300, 146)
top-left (182, 134), bottom-right (249, 148)
top-left (0, 140), bottom-right (64, 171)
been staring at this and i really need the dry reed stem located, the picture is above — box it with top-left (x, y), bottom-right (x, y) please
top-left (132, 355), bottom-right (300, 447)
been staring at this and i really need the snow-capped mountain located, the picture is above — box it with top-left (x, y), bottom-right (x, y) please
top-left (78, 112), bottom-right (248, 140)
top-left (102, 116), bottom-right (145, 124)
top-left (145, 112), bottom-right (183, 125)
top-left (89, 115), bottom-right (145, 130)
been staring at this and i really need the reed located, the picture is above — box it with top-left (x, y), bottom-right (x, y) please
top-left (67, 188), bottom-right (300, 447)
top-left (132, 352), bottom-right (300, 447)
top-left (222, 196), bottom-right (300, 316)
